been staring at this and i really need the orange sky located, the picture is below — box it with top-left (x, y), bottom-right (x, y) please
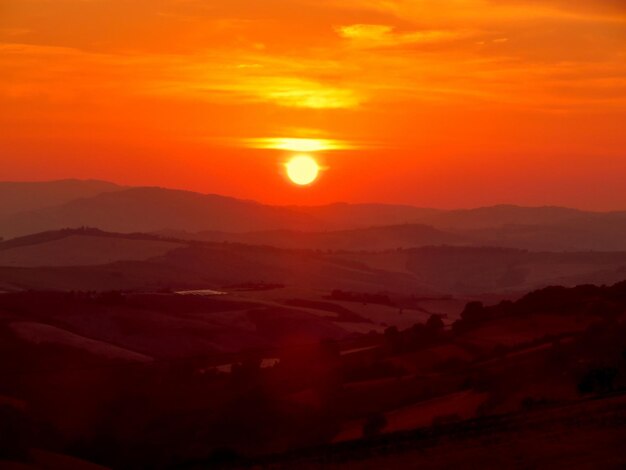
top-left (1, 0), bottom-right (626, 209)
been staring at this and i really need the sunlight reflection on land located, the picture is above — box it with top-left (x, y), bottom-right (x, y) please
top-left (175, 289), bottom-right (227, 296)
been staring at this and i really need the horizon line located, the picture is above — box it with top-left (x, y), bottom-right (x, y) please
top-left (1, 177), bottom-right (624, 213)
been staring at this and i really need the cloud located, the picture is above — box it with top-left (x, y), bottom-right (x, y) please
top-left (239, 137), bottom-right (362, 151)
top-left (252, 78), bottom-right (360, 109)
top-left (489, 0), bottom-right (626, 19)
top-left (336, 24), bottom-right (473, 48)
top-left (2, 0), bottom-right (626, 119)
top-left (0, 42), bottom-right (363, 109)
top-left (145, 52), bottom-right (363, 109)
top-left (327, 0), bottom-right (626, 25)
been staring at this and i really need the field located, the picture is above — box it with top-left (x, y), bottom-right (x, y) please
top-left (1, 230), bottom-right (626, 468)
top-left (261, 394), bottom-right (626, 469)
top-left (1, 230), bottom-right (626, 296)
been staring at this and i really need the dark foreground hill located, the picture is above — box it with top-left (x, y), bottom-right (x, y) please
top-left (2, 281), bottom-right (626, 468)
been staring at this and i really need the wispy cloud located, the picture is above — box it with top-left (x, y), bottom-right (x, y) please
top-left (337, 24), bottom-right (474, 48)
top-left (240, 137), bottom-right (363, 151)
top-left (327, 0), bottom-right (626, 24)
top-left (144, 52), bottom-right (363, 109)
top-left (2, 0), bottom-right (626, 138)
top-left (0, 42), bottom-right (362, 109)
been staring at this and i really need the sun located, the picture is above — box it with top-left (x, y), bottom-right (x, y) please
top-left (286, 155), bottom-right (320, 186)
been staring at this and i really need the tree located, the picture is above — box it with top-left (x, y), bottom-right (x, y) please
top-left (426, 314), bottom-right (445, 331)
top-left (453, 301), bottom-right (489, 332)
top-left (362, 413), bottom-right (387, 438)
top-left (578, 367), bottom-right (618, 395)
top-left (384, 326), bottom-right (402, 353)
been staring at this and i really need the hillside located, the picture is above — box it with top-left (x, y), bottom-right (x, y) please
top-left (0, 229), bottom-right (433, 294)
top-left (0, 186), bottom-right (321, 238)
top-left (172, 217), bottom-right (626, 252)
top-left (1, 229), bottom-right (626, 296)
top-left (338, 247), bottom-right (626, 294)
top-left (182, 224), bottom-right (471, 251)
top-left (3, 280), bottom-right (626, 468)
top-left (290, 203), bottom-right (442, 229)
top-left (2, 182), bottom-right (626, 251)
top-left (415, 205), bottom-right (591, 230)
top-left (0, 231), bottom-right (183, 267)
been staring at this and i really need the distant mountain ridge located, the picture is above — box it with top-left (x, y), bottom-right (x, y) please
top-left (0, 179), bottom-right (123, 218)
top-left (1, 180), bottom-right (626, 251)
top-left (0, 186), bottom-right (320, 238)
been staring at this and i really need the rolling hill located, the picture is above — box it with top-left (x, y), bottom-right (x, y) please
top-left (1, 229), bottom-right (626, 296)
top-left (2, 180), bottom-right (626, 252)
top-left (176, 224), bottom-right (472, 251)
top-left (168, 215), bottom-right (626, 252)
top-left (0, 229), bottom-right (432, 294)
top-left (0, 186), bottom-right (321, 238)
top-left (0, 230), bottom-right (183, 267)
